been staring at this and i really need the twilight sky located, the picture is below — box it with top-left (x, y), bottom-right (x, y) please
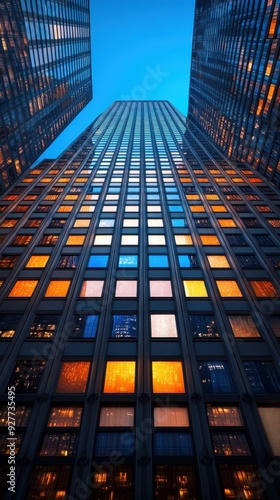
top-left (38, 0), bottom-right (195, 162)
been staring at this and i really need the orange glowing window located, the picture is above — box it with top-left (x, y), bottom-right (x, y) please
top-left (64, 195), bottom-right (78, 201)
top-left (152, 361), bottom-right (185, 393)
top-left (22, 178), bottom-right (34, 183)
top-left (200, 235), bottom-right (220, 246)
top-left (256, 98), bottom-right (264, 115)
top-left (269, 18), bottom-right (277, 35)
top-left (196, 177), bottom-right (208, 182)
top-left (57, 177), bottom-right (70, 183)
top-left (44, 281), bottom-right (71, 298)
top-left (56, 361), bottom-right (90, 393)
top-left (216, 280), bottom-right (243, 298)
top-left (180, 177), bottom-right (192, 183)
top-left (232, 177), bottom-right (243, 183)
top-left (189, 205), bottom-right (205, 213)
top-left (206, 194), bottom-right (220, 200)
top-left (40, 177), bottom-right (53, 183)
top-left (214, 177), bottom-right (226, 183)
top-left (211, 205), bottom-right (227, 213)
top-left (26, 256), bottom-right (50, 268)
top-left (186, 194), bottom-right (200, 200)
top-left (65, 235), bottom-right (85, 246)
top-left (183, 280), bottom-right (208, 297)
top-left (57, 206), bottom-right (72, 213)
top-left (44, 195), bottom-right (58, 201)
top-left (103, 361), bottom-right (136, 393)
top-left (207, 256), bottom-right (230, 268)
top-left (0, 219), bottom-right (18, 228)
top-left (218, 219), bottom-right (237, 228)
top-left (75, 178), bottom-right (88, 183)
top-left (8, 280), bottom-right (38, 298)
top-left (80, 280), bottom-right (104, 297)
top-left (250, 280), bottom-right (278, 298)
top-left (80, 205), bottom-right (95, 213)
top-left (73, 219), bottom-right (91, 228)
top-left (174, 235), bottom-right (193, 246)
top-left (265, 62), bottom-right (273, 76)
top-left (177, 169), bottom-right (188, 174)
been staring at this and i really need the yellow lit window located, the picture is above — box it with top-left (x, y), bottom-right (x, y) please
top-left (214, 177), bottom-right (226, 183)
top-left (148, 235), bottom-right (166, 245)
top-left (207, 256), bottom-right (230, 268)
top-left (189, 205), bottom-right (205, 212)
top-left (58, 206), bottom-right (72, 213)
top-left (123, 219), bottom-right (139, 227)
top-left (22, 178), bottom-right (34, 183)
top-left (200, 235), bottom-right (220, 246)
top-left (44, 195), bottom-right (58, 201)
top-left (174, 235), bottom-right (193, 245)
top-left (57, 177), bottom-right (70, 183)
top-left (8, 280), bottom-right (38, 298)
top-left (205, 194), bottom-right (219, 200)
top-left (80, 205), bottom-right (95, 213)
top-left (216, 280), bottom-right (243, 298)
top-left (183, 280), bottom-right (208, 297)
top-left (44, 281), bottom-right (71, 298)
top-left (94, 235), bottom-right (112, 245)
top-left (80, 280), bottom-right (104, 297)
top-left (73, 219), bottom-right (91, 228)
top-left (103, 361), bottom-right (136, 393)
top-left (26, 256), bottom-right (50, 268)
top-left (56, 361), bottom-right (90, 393)
top-left (65, 235), bottom-right (85, 246)
top-left (47, 407), bottom-right (82, 427)
top-left (232, 177), bottom-right (243, 183)
top-left (196, 177), bottom-right (208, 182)
top-left (64, 195), bottom-right (78, 201)
top-left (147, 219), bottom-right (164, 227)
top-left (186, 194), bottom-right (200, 200)
top-left (211, 205), bottom-right (227, 213)
top-left (265, 62), bottom-right (273, 76)
top-left (40, 178), bottom-right (53, 183)
top-left (180, 177), bottom-right (192, 183)
top-left (250, 280), bottom-right (278, 298)
top-left (121, 235), bottom-right (138, 245)
top-left (218, 219), bottom-right (236, 228)
top-left (75, 177), bottom-right (88, 183)
top-left (152, 361), bottom-right (185, 393)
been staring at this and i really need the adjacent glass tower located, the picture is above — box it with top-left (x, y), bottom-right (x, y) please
top-left (188, 0), bottom-right (280, 186)
top-left (0, 101), bottom-right (279, 499)
top-left (0, 0), bottom-right (92, 194)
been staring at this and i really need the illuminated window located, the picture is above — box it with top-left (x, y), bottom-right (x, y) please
top-left (189, 205), bottom-right (205, 213)
top-left (80, 280), bottom-right (104, 297)
top-left (111, 315), bottom-right (137, 338)
top-left (148, 219), bottom-right (164, 227)
top-left (148, 235), bottom-right (166, 245)
top-left (189, 315), bottom-right (219, 338)
top-left (0, 219), bottom-right (18, 228)
top-left (183, 280), bottom-right (208, 297)
top-left (207, 406), bottom-right (243, 426)
top-left (228, 316), bottom-right (260, 338)
top-left (149, 281), bottom-right (173, 298)
top-left (94, 235), bottom-right (112, 245)
top-left (174, 235), bottom-right (193, 245)
top-left (218, 219), bottom-right (237, 228)
top-left (64, 195), bottom-right (78, 201)
top-left (80, 205), bottom-right (95, 213)
top-left (65, 235), bottom-right (85, 245)
top-left (44, 281), bottom-right (71, 298)
top-left (154, 407), bottom-right (189, 427)
top-left (216, 281), bottom-right (243, 298)
top-left (258, 408), bottom-right (280, 455)
top-left (155, 465), bottom-right (199, 498)
top-left (57, 256), bottom-right (79, 269)
top-left (121, 235), bottom-right (139, 245)
top-left (0, 405), bottom-right (31, 427)
top-left (39, 433), bottom-right (78, 456)
top-left (99, 407), bottom-right (134, 426)
top-left (73, 219), bottom-right (91, 228)
top-left (212, 432), bottom-right (251, 456)
top-left (151, 314), bottom-right (178, 338)
top-left (152, 362), bottom-right (185, 393)
top-left (0, 256), bottom-right (18, 268)
top-left (25, 256), bottom-right (49, 268)
top-left (28, 465), bottom-right (71, 498)
top-left (8, 280), bottom-right (38, 298)
top-left (207, 256), bottom-right (230, 268)
top-left (8, 360), bottom-right (45, 393)
top-left (115, 280), bottom-right (137, 297)
top-left (28, 315), bottom-right (60, 339)
top-left (219, 464), bottom-right (265, 499)
top-left (57, 205), bottom-right (72, 213)
top-left (123, 219), bottom-right (139, 227)
top-left (198, 361), bottom-right (234, 393)
top-left (200, 235), bottom-right (220, 245)
top-left (39, 235), bottom-right (59, 246)
top-left (103, 361), bottom-right (136, 393)
top-left (56, 362), bottom-right (90, 393)
top-left (12, 235), bottom-right (33, 246)
top-left (91, 466), bottom-right (133, 495)
top-left (250, 280), bottom-right (278, 298)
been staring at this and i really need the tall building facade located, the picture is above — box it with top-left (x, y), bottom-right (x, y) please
top-left (0, 0), bottom-right (92, 194)
top-left (0, 101), bottom-right (279, 499)
top-left (188, 0), bottom-right (280, 186)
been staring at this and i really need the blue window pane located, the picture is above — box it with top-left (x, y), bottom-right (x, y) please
top-left (172, 219), bottom-right (186, 227)
top-left (165, 188), bottom-right (178, 193)
top-left (149, 255), bottom-right (169, 268)
top-left (154, 433), bottom-right (193, 456)
top-left (96, 432), bottom-right (134, 456)
top-left (88, 255), bottom-right (109, 268)
top-left (71, 315), bottom-right (99, 338)
top-left (91, 187), bottom-right (101, 193)
top-left (198, 361), bottom-right (234, 393)
top-left (178, 255), bottom-right (199, 268)
top-left (118, 255), bottom-right (138, 268)
top-left (111, 315), bottom-right (137, 338)
top-left (189, 315), bottom-right (219, 338)
top-left (243, 361), bottom-right (280, 393)
top-left (167, 195), bottom-right (180, 200)
top-left (169, 205), bottom-right (183, 212)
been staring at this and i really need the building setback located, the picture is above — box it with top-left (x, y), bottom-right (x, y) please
top-left (188, 0), bottom-right (280, 186)
top-left (0, 0), bottom-right (92, 194)
top-left (0, 100), bottom-right (280, 499)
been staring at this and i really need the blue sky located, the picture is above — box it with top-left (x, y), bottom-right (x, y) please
top-left (38, 0), bottom-right (195, 161)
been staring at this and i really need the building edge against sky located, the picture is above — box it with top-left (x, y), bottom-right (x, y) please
top-left (0, 0), bottom-right (92, 194)
top-left (188, 0), bottom-right (280, 186)
top-left (0, 100), bottom-right (279, 499)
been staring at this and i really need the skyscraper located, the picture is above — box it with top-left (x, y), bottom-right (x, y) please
top-left (0, 0), bottom-right (92, 194)
top-left (0, 101), bottom-right (279, 499)
top-left (188, 0), bottom-right (280, 186)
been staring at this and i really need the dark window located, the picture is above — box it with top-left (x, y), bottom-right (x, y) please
top-left (28, 315), bottom-right (60, 339)
top-left (225, 194), bottom-right (242, 201)
top-left (12, 235), bottom-right (32, 246)
top-left (253, 235), bottom-right (276, 246)
top-left (189, 315), bottom-right (219, 338)
top-left (226, 234), bottom-right (247, 246)
top-left (111, 315), bottom-right (137, 338)
top-left (0, 314), bottom-right (21, 339)
top-left (232, 204), bottom-right (249, 213)
top-left (95, 432), bottom-right (134, 456)
top-left (242, 218), bottom-right (262, 228)
top-left (24, 219), bottom-right (43, 228)
top-left (14, 205), bottom-right (29, 213)
top-left (236, 255), bottom-right (261, 269)
top-left (212, 432), bottom-right (251, 455)
top-left (178, 255), bottom-right (200, 268)
top-left (38, 235), bottom-right (59, 245)
top-left (39, 433), bottom-right (78, 456)
top-left (195, 218), bottom-right (212, 228)
top-left (49, 219), bottom-right (67, 228)
top-left (36, 205), bottom-right (51, 213)
top-left (154, 432), bottom-right (193, 456)
top-left (243, 361), bottom-right (280, 394)
top-left (267, 255), bottom-right (280, 269)
top-left (0, 405), bottom-right (31, 427)
top-left (155, 465), bottom-right (200, 499)
top-left (198, 361), bottom-right (234, 393)
top-left (28, 466), bottom-right (71, 498)
top-left (57, 256), bottom-right (79, 269)
top-left (8, 360), bottom-right (46, 393)
top-left (0, 256), bottom-right (18, 268)
top-left (71, 315), bottom-right (99, 339)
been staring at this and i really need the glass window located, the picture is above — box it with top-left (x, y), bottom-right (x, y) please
top-left (250, 280), bottom-right (278, 298)
top-left (171, 219), bottom-right (186, 227)
top-left (71, 315), bottom-right (99, 339)
top-left (12, 235), bottom-right (33, 246)
top-left (200, 235), bottom-right (220, 245)
top-left (154, 407), bottom-right (189, 427)
top-left (219, 464), bottom-right (265, 500)
top-left (226, 234), bottom-right (247, 246)
top-left (151, 314), bottom-right (178, 338)
top-left (195, 218), bottom-right (212, 228)
top-left (39, 433), bottom-right (78, 456)
top-left (216, 280), bottom-right (243, 298)
top-left (228, 316), bottom-right (261, 338)
top-left (178, 255), bottom-right (200, 268)
top-left (150, 281), bottom-right (173, 298)
top-left (189, 315), bottom-right (219, 338)
top-left (65, 235), bottom-right (85, 246)
top-left (0, 256), bottom-right (18, 268)
top-left (57, 256), bottom-right (79, 269)
top-left (148, 235), bottom-right (166, 245)
top-left (174, 235), bottom-right (193, 245)
top-left (212, 432), bottom-right (251, 456)
top-left (267, 255), bottom-right (280, 270)
top-left (253, 235), bottom-right (276, 247)
top-left (121, 235), bottom-right (139, 245)
top-left (28, 315), bottom-right (60, 339)
top-left (103, 361), bottom-right (136, 393)
top-left (123, 219), bottom-right (139, 227)
top-left (155, 465), bottom-right (199, 499)
top-left (149, 255), bottom-right (169, 268)
top-left (88, 255), bottom-right (109, 268)
top-left (39, 235), bottom-right (59, 246)
top-left (0, 405), bottom-right (31, 427)
top-left (207, 406), bottom-right (243, 426)
top-left (99, 407), bottom-right (134, 427)
top-left (47, 407), bottom-right (82, 427)
top-left (27, 466), bottom-right (71, 498)
top-left (8, 280), bottom-right (38, 298)
top-left (268, 317), bottom-right (280, 338)
top-left (44, 281), bottom-right (71, 298)
top-left (91, 466), bottom-right (133, 496)
top-left (25, 256), bottom-right (49, 268)
top-left (207, 256), bottom-right (230, 268)
top-left (154, 432), bottom-right (193, 456)
top-left (56, 362), bottom-right (90, 393)
top-left (80, 280), bottom-right (104, 298)
top-left (236, 255), bottom-right (260, 269)
top-left (218, 219), bottom-right (237, 228)
top-left (152, 362), bottom-right (185, 393)
top-left (148, 219), bottom-right (164, 227)
top-left (8, 360), bottom-right (46, 393)
top-left (198, 361), bottom-right (234, 393)
top-left (73, 219), bottom-right (91, 228)
top-left (0, 314), bottom-right (21, 338)
top-left (94, 235), bottom-right (112, 246)
top-left (111, 315), bottom-right (137, 338)
top-left (118, 255), bottom-right (138, 268)
top-left (243, 361), bottom-right (280, 394)
top-left (95, 432), bottom-right (134, 456)
top-left (115, 281), bottom-right (137, 298)
top-left (258, 407), bottom-right (280, 455)
top-left (183, 280), bottom-right (208, 297)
